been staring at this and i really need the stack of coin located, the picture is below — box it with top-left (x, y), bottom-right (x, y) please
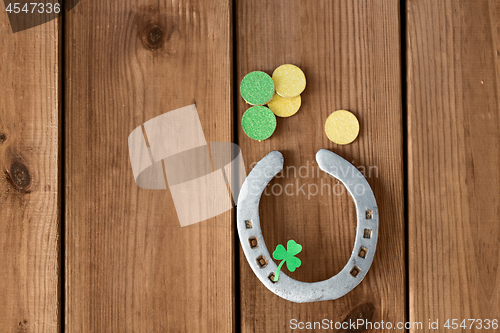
top-left (240, 64), bottom-right (306, 141)
top-left (268, 64), bottom-right (306, 118)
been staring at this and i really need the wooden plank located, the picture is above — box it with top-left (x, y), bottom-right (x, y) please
top-left (236, 0), bottom-right (405, 331)
top-left (0, 11), bottom-right (61, 333)
top-left (65, 1), bottom-right (233, 331)
top-left (407, 0), bottom-right (500, 329)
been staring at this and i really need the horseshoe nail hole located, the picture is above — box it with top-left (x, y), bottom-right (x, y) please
top-left (245, 220), bottom-right (253, 229)
top-left (268, 272), bottom-right (277, 283)
top-left (358, 247), bottom-right (368, 258)
top-left (365, 209), bottom-right (373, 219)
top-left (248, 236), bottom-right (259, 249)
top-left (256, 255), bottom-right (268, 268)
top-left (350, 266), bottom-right (361, 277)
top-left (0, 133), bottom-right (6, 143)
top-left (363, 229), bottom-right (372, 239)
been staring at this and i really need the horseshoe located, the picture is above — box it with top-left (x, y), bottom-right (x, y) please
top-left (236, 149), bottom-right (379, 303)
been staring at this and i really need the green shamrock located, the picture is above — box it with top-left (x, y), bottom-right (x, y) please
top-left (272, 240), bottom-right (302, 282)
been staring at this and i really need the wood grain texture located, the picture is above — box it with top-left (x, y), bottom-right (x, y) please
top-left (0, 10), bottom-right (61, 333)
top-left (65, 1), bottom-right (233, 331)
top-left (236, 0), bottom-right (405, 331)
top-left (407, 0), bottom-right (500, 329)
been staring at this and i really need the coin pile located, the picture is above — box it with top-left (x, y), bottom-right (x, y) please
top-left (240, 65), bottom-right (360, 145)
top-left (240, 64), bottom-right (306, 141)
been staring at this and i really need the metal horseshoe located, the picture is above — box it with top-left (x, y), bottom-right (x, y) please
top-left (236, 149), bottom-right (379, 303)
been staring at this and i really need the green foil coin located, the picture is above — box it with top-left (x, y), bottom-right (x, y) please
top-left (240, 71), bottom-right (275, 105)
top-left (242, 106), bottom-right (277, 141)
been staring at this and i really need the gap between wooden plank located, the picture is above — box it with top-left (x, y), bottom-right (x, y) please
top-left (400, 0), bottom-right (410, 331)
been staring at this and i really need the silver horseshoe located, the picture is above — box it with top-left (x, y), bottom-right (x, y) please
top-left (236, 149), bottom-right (379, 303)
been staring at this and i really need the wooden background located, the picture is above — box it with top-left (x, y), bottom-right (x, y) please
top-left (0, 0), bottom-right (498, 332)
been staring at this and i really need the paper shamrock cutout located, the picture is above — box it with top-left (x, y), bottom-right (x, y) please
top-left (272, 240), bottom-right (302, 281)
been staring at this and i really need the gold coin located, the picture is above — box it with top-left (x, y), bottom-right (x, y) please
top-left (325, 110), bottom-right (360, 145)
top-left (267, 94), bottom-right (301, 117)
top-left (272, 64), bottom-right (306, 98)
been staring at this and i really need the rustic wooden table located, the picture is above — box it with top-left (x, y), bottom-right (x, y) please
top-left (0, 0), bottom-right (499, 332)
